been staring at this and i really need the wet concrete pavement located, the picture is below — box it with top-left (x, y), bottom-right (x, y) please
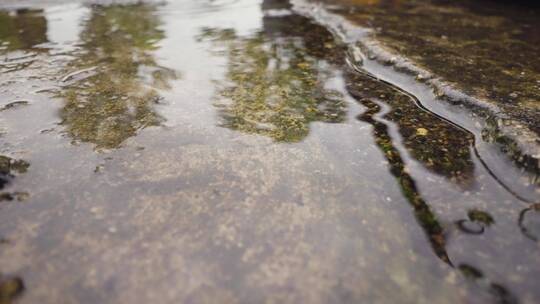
top-left (0, 0), bottom-right (539, 303)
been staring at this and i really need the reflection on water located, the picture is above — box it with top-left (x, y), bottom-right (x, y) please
top-left (0, 9), bottom-right (47, 51)
top-left (232, 3), bottom-right (526, 302)
top-left (0, 0), bottom-right (538, 303)
top-left (0, 8), bottom-right (47, 74)
top-left (200, 1), bottom-right (477, 273)
top-left (212, 0), bottom-right (475, 178)
top-left (199, 26), bottom-right (346, 142)
top-left (58, 4), bottom-right (177, 149)
top-left (201, 4), bottom-right (475, 181)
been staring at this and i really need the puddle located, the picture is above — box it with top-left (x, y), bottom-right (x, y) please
top-left (0, 0), bottom-right (538, 303)
top-left (57, 4), bottom-right (178, 148)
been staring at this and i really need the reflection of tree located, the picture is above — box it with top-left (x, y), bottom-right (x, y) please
top-left (199, 22), bottom-right (346, 142)
top-left (59, 4), bottom-right (177, 149)
top-left (205, 0), bottom-right (474, 177)
top-left (262, 5), bottom-right (475, 182)
top-left (200, 0), bottom-right (476, 261)
top-left (0, 9), bottom-right (47, 51)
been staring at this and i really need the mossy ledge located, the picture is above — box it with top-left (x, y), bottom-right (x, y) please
top-left (292, 0), bottom-right (540, 177)
top-left (355, 39), bottom-right (539, 176)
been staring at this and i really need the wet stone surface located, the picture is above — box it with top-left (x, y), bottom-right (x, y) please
top-left (0, 0), bottom-right (539, 303)
top-left (311, 0), bottom-right (540, 174)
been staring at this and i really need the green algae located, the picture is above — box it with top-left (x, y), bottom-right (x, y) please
top-left (0, 275), bottom-right (24, 304)
top-left (58, 4), bottom-right (177, 149)
top-left (0, 155), bottom-right (29, 186)
top-left (0, 155), bottom-right (29, 203)
top-left (468, 209), bottom-right (495, 226)
top-left (347, 72), bottom-right (475, 184)
top-left (458, 264), bottom-right (483, 280)
top-left (0, 156), bottom-right (28, 176)
top-left (455, 209), bottom-right (495, 235)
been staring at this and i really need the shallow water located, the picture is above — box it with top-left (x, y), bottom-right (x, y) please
top-left (305, 0), bottom-right (540, 175)
top-left (0, 0), bottom-right (538, 303)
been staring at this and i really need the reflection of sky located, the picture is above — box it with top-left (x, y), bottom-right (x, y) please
top-left (45, 3), bottom-right (88, 50)
top-left (154, 0), bottom-right (264, 126)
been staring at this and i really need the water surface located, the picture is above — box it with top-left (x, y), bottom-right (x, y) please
top-left (0, 0), bottom-right (538, 303)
